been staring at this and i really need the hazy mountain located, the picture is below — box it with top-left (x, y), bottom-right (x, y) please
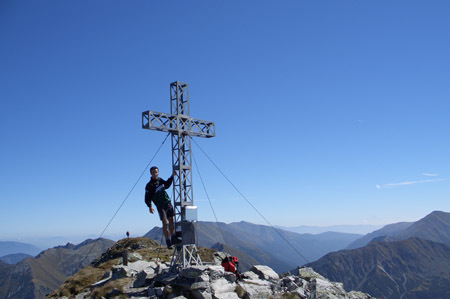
top-left (145, 220), bottom-right (361, 273)
top-left (276, 224), bottom-right (382, 235)
top-left (390, 210), bottom-right (450, 244)
top-left (0, 253), bottom-right (32, 264)
top-left (306, 211), bottom-right (450, 298)
top-left (0, 241), bottom-right (42, 257)
top-left (346, 221), bottom-right (414, 249)
top-left (0, 238), bottom-right (114, 299)
top-left (225, 221), bottom-right (361, 266)
top-left (347, 210), bottom-right (450, 249)
top-left (145, 224), bottom-right (292, 273)
top-left (307, 237), bottom-right (450, 299)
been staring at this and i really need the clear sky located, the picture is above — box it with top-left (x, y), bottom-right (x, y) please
top-left (1, 0), bottom-right (449, 246)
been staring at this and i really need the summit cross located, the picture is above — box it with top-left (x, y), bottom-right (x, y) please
top-left (142, 81), bottom-right (215, 271)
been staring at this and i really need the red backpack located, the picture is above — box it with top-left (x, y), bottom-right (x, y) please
top-left (221, 256), bottom-right (239, 274)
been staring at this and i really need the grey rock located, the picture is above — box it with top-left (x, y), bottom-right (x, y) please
top-left (74, 291), bottom-right (90, 299)
top-left (297, 267), bottom-right (326, 281)
top-left (348, 291), bottom-right (372, 299)
top-left (282, 276), bottom-right (299, 291)
top-left (199, 273), bottom-right (211, 282)
top-left (313, 278), bottom-right (347, 299)
top-left (89, 258), bottom-right (372, 299)
top-left (111, 265), bottom-right (128, 279)
top-left (148, 288), bottom-right (156, 296)
top-left (181, 266), bottom-right (209, 279)
top-left (295, 287), bottom-right (307, 298)
top-left (208, 265), bottom-right (225, 279)
top-left (110, 261), bottom-right (154, 279)
top-left (148, 261), bottom-right (158, 269)
top-left (133, 270), bottom-right (157, 288)
top-left (191, 281), bottom-right (211, 290)
top-left (242, 271), bottom-right (260, 280)
top-left (238, 278), bottom-right (273, 298)
top-left (294, 277), bottom-right (307, 288)
top-left (155, 287), bottom-right (164, 296)
top-left (172, 278), bottom-right (195, 291)
top-left (224, 272), bottom-right (237, 283)
top-left (250, 265), bottom-right (279, 281)
top-left (192, 289), bottom-right (213, 299)
top-left (214, 252), bottom-right (227, 263)
top-left (214, 292), bottom-right (240, 299)
top-left (127, 260), bottom-right (155, 273)
top-left (128, 252), bottom-right (143, 262)
top-left (155, 262), bottom-right (169, 274)
top-left (211, 277), bottom-right (236, 294)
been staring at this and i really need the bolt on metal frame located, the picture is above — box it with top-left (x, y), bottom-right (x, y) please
top-left (142, 81), bottom-right (215, 271)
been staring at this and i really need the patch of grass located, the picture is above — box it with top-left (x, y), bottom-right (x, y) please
top-left (90, 277), bottom-right (133, 299)
top-left (235, 284), bottom-right (246, 298)
top-left (47, 266), bottom-right (106, 298)
top-left (198, 247), bottom-right (216, 263)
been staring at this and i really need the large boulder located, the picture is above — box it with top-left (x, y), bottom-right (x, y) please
top-left (250, 265), bottom-right (280, 281)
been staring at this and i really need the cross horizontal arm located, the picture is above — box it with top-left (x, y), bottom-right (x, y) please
top-left (142, 110), bottom-right (215, 138)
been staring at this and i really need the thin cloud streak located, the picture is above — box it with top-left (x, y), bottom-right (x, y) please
top-left (422, 173), bottom-right (438, 177)
top-left (376, 178), bottom-right (448, 189)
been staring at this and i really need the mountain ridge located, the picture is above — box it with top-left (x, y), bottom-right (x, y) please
top-left (276, 224), bottom-right (381, 235)
top-left (306, 210), bottom-right (450, 299)
top-left (0, 238), bottom-right (114, 299)
top-left (307, 237), bottom-right (450, 299)
top-left (0, 253), bottom-right (32, 264)
top-left (347, 210), bottom-right (450, 249)
top-left (145, 220), bottom-right (361, 272)
top-left (0, 241), bottom-right (42, 257)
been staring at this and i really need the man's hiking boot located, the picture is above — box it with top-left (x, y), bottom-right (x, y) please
top-left (166, 238), bottom-right (172, 249)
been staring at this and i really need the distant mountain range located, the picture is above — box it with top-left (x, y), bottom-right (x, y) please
top-left (0, 241), bottom-right (42, 257)
top-left (145, 220), bottom-right (362, 273)
top-left (0, 253), bottom-right (32, 264)
top-left (0, 238), bottom-right (114, 299)
top-left (346, 221), bottom-right (414, 249)
top-left (307, 210), bottom-right (450, 299)
top-left (276, 224), bottom-right (382, 235)
top-left (347, 210), bottom-right (450, 249)
top-left (2, 211), bottom-right (448, 298)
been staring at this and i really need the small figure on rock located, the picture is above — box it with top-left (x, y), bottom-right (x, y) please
top-left (126, 231), bottom-right (130, 239)
top-left (145, 166), bottom-right (176, 249)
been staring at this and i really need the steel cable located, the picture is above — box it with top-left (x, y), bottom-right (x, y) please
top-left (191, 138), bottom-right (310, 265)
top-left (192, 152), bottom-right (226, 246)
top-left (76, 132), bottom-right (171, 271)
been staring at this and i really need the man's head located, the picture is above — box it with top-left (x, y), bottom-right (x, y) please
top-left (150, 166), bottom-right (159, 180)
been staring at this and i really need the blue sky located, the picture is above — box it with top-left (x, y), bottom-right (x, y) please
top-left (1, 0), bottom-right (449, 246)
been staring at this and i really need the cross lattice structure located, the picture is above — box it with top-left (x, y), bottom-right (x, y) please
top-left (142, 81), bottom-right (215, 271)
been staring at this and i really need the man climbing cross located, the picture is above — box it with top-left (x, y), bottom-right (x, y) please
top-left (145, 166), bottom-right (176, 249)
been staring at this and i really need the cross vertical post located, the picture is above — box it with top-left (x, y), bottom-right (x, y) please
top-left (142, 81), bottom-right (215, 272)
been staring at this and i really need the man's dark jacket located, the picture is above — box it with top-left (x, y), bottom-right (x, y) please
top-left (145, 176), bottom-right (173, 208)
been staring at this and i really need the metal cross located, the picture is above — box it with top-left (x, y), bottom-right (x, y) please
top-left (142, 81), bottom-right (215, 270)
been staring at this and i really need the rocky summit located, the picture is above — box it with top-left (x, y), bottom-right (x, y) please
top-left (48, 237), bottom-right (371, 299)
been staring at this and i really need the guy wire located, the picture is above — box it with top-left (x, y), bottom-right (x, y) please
top-left (76, 132), bottom-right (171, 271)
top-left (191, 138), bottom-right (310, 264)
top-left (192, 151), bottom-right (226, 245)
